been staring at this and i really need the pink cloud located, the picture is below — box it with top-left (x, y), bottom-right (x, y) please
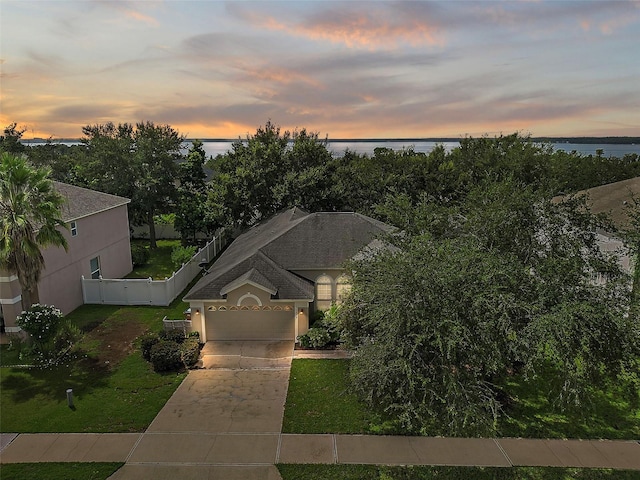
top-left (124, 9), bottom-right (159, 27)
top-left (237, 8), bottom-right (444, 50)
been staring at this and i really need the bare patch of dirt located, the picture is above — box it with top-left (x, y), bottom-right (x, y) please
top-left (83, 319), bottom-right (150, 368)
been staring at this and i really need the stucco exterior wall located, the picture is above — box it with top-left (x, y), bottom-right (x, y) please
top-left (0, 204), bottom-right (132, 330)
top-left (188, 283), bottom-right (313, 342)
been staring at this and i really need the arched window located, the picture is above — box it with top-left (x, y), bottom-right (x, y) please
top-left (316, 274), bottom-right (333, 311)
top-left (336, 274), bottom-right (352, 304)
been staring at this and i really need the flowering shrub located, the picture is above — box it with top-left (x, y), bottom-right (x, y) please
top-left (16, 304), bottom-right (64, 346)
top-left (15, 304), bottom-right (79, 365)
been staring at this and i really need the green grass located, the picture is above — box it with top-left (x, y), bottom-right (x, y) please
top-left (0, 462), bottom-right (123, 480)
top-left (283, 359), bottom-right (640, 439)
top-left (277, 465), bottom-right (640, 480)
top-left (0, 347), bottom-right (185, 432)
top-left (0, 278), bottom-right (197, 433)
top-left (282, 359), bottom-right (375, 434)
top-left (126, 239), bottom-right (181, 279)
top-left (498, 365), bottom-right (640, 439)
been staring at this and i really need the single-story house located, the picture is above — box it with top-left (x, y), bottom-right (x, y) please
top-left (0, 182), bottom-right (132, 333)
top-left (183, 207), bottom-right (394, 342)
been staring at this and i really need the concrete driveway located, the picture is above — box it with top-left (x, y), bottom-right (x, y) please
top-left (109, 341), bottom-right (294, 478)
top-left (200, 340), bottom-right (293, 370)
top-left (145, 341), bottom-right (294, 434)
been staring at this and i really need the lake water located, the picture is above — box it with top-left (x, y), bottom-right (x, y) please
top-left (24, 139), bottom-right (640, 159)
top-left (197, 140), bottom-right (640, 159)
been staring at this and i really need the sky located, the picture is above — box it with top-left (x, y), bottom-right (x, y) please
top-left (1, 1), bottom-right (639, 140)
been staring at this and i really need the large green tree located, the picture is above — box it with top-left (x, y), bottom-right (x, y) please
top-left (174, 140), bottom-right (212, 243)
top-left (80, 121), bottom-right (184, 248)
top-left (0, 153), bottom-right (68, 308)
top-left (131, 121), bottom-right (184, 247)
top-left (208, 121), bottom-right (335, 229)
top-left (342, 178), bottom-right (638, 436)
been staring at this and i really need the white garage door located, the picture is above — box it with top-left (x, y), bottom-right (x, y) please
top-left (205, 310), bottom-right (295, 340)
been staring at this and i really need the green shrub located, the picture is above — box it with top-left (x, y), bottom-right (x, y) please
top-left (188, 331), bottom-right (200, 341)
top-left (149, 340), bottom-right (182, 372)
top-left (160, 329), bottom-right (186, 344)
top-left (171, 245), bottom-right (197, 270)
top-left (180, 337), bottom-right (201, 367)
top-left (140, 333), bottom-right (160, 361)
top-left (310, 310), bottom-right (324, 326)
top-left (51, 319), bottom-right (81, 354)
top-left (131, 244), bottom-right (150, 266)
top-left (15, 304), bottom-right (80, 364)
top-left (298, 327), bottom-right (331, 349)
top-left (316, 304), bottom-right (343, 343)
top-left (16, 304), bottom-right (64, 346)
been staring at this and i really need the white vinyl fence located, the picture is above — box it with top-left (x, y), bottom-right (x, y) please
top-left (81, 232), bottom-right (225, 307)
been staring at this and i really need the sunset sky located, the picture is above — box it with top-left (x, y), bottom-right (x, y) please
top-left (1, 1), bottom-right (639, 139)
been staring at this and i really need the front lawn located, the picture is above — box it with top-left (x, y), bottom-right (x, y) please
top-left (0, 346), bottom-right (184, 432)
top-left (0, 297), bottom-right (192, 433)
top-left (0, 462), bottom-right (123, 480)
top-left (283, 359), bottom-right (640, 439)
top-left (277, 465), bottom-right (640, 480)
top-left (499, 363), bottom-right (640, 439)
top-left (282, 359), bottom-right (375, 434)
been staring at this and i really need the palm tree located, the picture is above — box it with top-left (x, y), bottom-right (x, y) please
top-left (0, 152), bottom-right (68, 309)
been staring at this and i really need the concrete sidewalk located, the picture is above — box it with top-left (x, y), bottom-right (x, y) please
top-left (2, 432), bottom-right (639, 470)
top-left (0, 433), bottom-right (141, 463)
top-left (2, 342), bottom-right (638, 476)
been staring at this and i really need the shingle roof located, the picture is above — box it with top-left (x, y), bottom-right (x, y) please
top-left (53, 182), bottom-right (130, 222)
top-left (261, 212), bottom-right (395, 269)
top-left (221, 268), bottom-right (277, 295)
top-left (184, 207), bottom-right (393, 302)
top-left (186, 251), bottom-right (314, 301)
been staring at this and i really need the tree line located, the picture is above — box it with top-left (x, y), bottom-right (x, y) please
top-left (3, 121), bottom-right (640, 246)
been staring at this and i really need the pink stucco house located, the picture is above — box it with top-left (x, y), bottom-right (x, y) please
top-left (0, 182), bottom-right (132, 333)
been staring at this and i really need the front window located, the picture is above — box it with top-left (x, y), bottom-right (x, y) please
top-left (70, 221), bottom-right (78, 237)
top-left (316, 274), bottom-right (333, 311)
top-left (90, 256), bottom-right (101, 279)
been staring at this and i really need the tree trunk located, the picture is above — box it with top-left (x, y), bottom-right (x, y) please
top-left (21, 285), bottom-right (39, 311)
top-left (148, 211), bottom-right (157, 249)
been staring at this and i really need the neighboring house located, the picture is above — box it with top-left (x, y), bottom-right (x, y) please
top-left (578, 177), bottom-right (639, 279)
top-left (183, 207), bottom-right (394, 342)
top-left (0, 182), bottom-right (132, 333)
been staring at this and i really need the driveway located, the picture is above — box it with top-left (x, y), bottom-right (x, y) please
top-left (145, 340), bottom-right (294, 434)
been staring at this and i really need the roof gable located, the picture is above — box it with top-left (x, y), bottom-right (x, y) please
top-left (185, 250), bottom-right (314, 301)
top-left (220, 268), bottom-right (278, 295)
top-left (53, 182), bottom-right (130, 222)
